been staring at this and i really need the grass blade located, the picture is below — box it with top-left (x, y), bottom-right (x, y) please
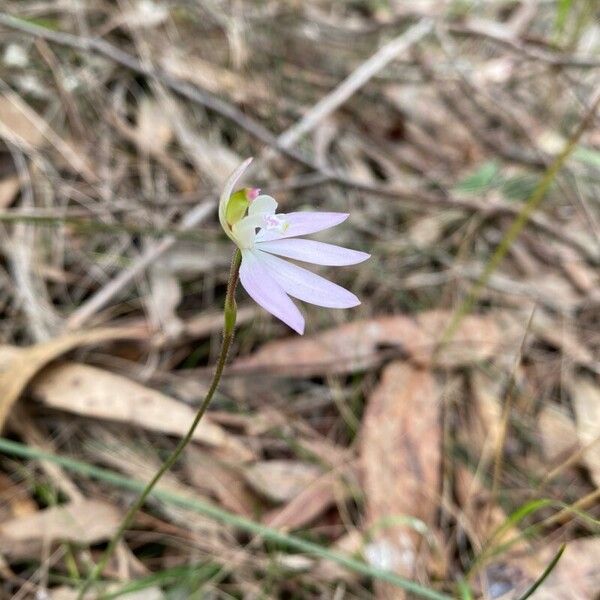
top-left (515, 544), bottom-right (566, 600)
top-left (0, 437), bottom-right (451, 600)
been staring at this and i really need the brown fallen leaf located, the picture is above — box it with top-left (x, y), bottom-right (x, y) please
top-left (0, 175), bottom-right (20, 208)
top-left (570, 376), bottom-right (600, 488)
top-left (537, 404), bottom-right (579, 462)
top-left (0, 95), bottom-right (45, 147)
top-left (532, 311), bottom-right (596, 368)
top-left (556, 246), bottom-right (599, 295)
top-left (243, 460), bottom-right (324, 503)
top-left (360, 361), bottom-right (442, 596)
top-left (31, 362), bottom-right (253, 462)
top-left (524, 538), bottom-right (600, 600)
top-left (313, 529), bottom-right (364, 584)
top-left (487, 538), bottom-right (600, 600)
top-left (0, 500), bottom-right (121, 560)
top-left (51, 585), bottom-right (163, 600)
top-left (0, 326), bottom-right (145, 431)
top-left (0, 92), bottom-right (96, 182)
top-left (0, 472), bottom-right (37, 522)
top-left (186, 446), bottom-right (257, 517)
top-left (147, 261), bottom-right (184, 339)
top-left (454, 467), bottom-right (530, 562)
top-left (469, 371), bottom-right (504, 460)
top-left (232, 310), bottom-right (521, 378)
top-left (137, 96), bottom-right (173, 153)
top-left (91, 431), bottom-right (227, 542)
top-left (160, 52), bottom-right (266, 104)
top-left (264, 469), bottom-right (347, 530)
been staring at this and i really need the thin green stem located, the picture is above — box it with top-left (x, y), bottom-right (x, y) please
top-left (77, 249), bottom-right (242, 599)
top-left (436, 85), bottom-right (600, 354)
top-left (0, 435), bottom-right (452, 600)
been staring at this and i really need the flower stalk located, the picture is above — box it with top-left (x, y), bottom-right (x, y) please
top-left (77, 249), bottom-right (242, 599)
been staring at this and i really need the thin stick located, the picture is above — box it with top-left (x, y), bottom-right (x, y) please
top-left (76, 249), bottom-right (242, 599)
top-left (0, 12), bottom-right (317, 172)
top-left (65, 201), bottom-right (214, 329)
top-left (277, 19), bottom-right (433, 149)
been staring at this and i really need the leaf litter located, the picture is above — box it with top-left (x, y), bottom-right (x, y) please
top-left (0, 1), bottom-right (599, 598)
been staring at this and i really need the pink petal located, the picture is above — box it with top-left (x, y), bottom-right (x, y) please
top-left (255, 238), bottom-right (370, 266)
top-left (257, 250), bottom-right (360, 308)
top-left (255, 212), bottom-right (349, 242)
top-left (239, 250), bottom-right (305, 334)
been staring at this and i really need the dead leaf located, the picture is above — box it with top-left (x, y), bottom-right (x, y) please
top-left (147, 262), bottom-right (184, 339)
top-left (488, 538), bottom-right (600, 600)
top-left (91, 431), bottom-right (226, 541)
top-left (557, 246), bottom-right (599, 294)
top-left (0, 500), bottom-right (121, 559)
top-left (360, 361), bottom-right (441, 590)
top-left (186, 447), bottom-right (256, 516)
top-left (136, 97), bottom-right (173, 153)
top-left (0, 92), bottom-right (96, 182)
top-left (0, 326), bottom-right (145, 431)
top-left (0, 96), bottom-right (45, 147)
top-left (407, 214), bottom-right (450, 248)
top-left (455, 467), bottom-right (530, 559)
top-left (469, 371), bottom-right (504, 460)
top-left (232, 311), bottom-right (521, 378)
top-left (264, 470), bottom-right (345, 529)
top-left (570, 376), bottom-right (600, 487)
top-left (243, 460), bottom-right (324, 503)
top-left (538, 404), bottom-right (579, 462)
top-left (161, 52), bottom-right (266, 103)
top-left (0, 176), bottom-right (20, 208)
top-left (0, 472), bottom-right (37, 521)
top-left (32, 362), bottom-right (253, 462)
top-left (119, 1), bottom-right (169, 29)
top-left (313, 529), bottom-right (364, 583)
top-left (532, 310), bottom-right (596, 367)
top-left (51, 584), bottom-right (163, 600)
top-left (525, 538), bottom-right (600, 600)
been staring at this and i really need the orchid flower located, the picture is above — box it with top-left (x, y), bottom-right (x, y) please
top-left (219, 158), bottom-right (369, 334)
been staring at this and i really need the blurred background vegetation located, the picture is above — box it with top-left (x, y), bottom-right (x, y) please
top-left (0, 1), bottom-right (599, 598)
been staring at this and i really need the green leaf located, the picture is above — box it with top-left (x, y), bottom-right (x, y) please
top-left (454, 161), bottom-right (499, 194)
top-left (501, 174), bottom-right (539, 201)
top-left (573, 146), bottom-right (600, 168)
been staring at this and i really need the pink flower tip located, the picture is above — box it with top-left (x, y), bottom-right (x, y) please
top-left (247, 187), bottom-right (261, 201)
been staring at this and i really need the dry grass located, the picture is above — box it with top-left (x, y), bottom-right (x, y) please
top-left (0, 1), bottom-right (599, 599)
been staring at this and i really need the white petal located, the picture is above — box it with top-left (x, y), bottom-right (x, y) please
top-left (239, 250), bottom-right (305, 334)
top-left (255, 212), bottom-right (348, 242)
top-left (232, 214), bottom-right (263, 248)
top-left (256, 250), bottom-right (360, 309)
top-left (248, 194), bottom-right (277, 216)
top-left (256, 238), bottom-right (370, 266)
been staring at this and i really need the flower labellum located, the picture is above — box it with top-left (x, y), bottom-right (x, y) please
top-left (219, 158), bottom-right (370, 334)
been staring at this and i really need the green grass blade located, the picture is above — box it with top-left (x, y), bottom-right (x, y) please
top-left (437, 88), bottom-right (600, 354)
top-left (0, 437), bottom-right (452, 600)
top-left (515, 544), bottom-right (565, 600)
top-left (554, 0), bottom-right (573, 34)
top-left (99, 563), bottom-right (221, 599)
